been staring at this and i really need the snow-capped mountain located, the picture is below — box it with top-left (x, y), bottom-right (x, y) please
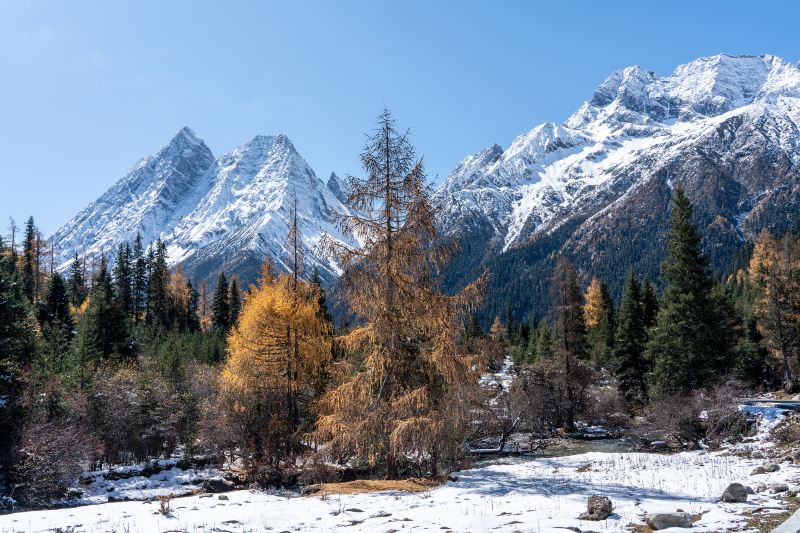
top-left (435, 54), bottom-right (800, 317)
top-left (53, 128), bottom-right (353, 285)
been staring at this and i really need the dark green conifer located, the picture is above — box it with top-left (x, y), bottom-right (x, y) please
top-left (614, 271), bottom-right (649, 407)
top-left (211, 271), bottom-right (230, 332)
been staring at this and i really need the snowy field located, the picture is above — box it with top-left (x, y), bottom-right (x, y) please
top-left (1, 407), bottom-right (797, 532)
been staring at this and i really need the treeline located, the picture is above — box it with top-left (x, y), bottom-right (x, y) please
top-left (0, 221), bottom-right (251, 504)
top-left (493, 186), bottom-right (797, 432)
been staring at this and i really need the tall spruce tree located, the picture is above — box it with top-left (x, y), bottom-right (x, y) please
top-left (79, 257), bottom-right (132, 364)
top-left (228, 277), bottom-right (241, 328)
top-left (39, 272), bottom-right (74, 339)
top-left (21, 216), bottom-right (36, 302)
top-left (211, 271), bottom-right (230, 331)
top-left (131, 232), bottom-right (147, 321)
top-left (550, 259), bottom-right (592, 429)
top-left (146, 240), bottom-right (170, 328)
top-left (641, 280), bottom-right (659, 329)
top-left (186, 279), bottom-right (201, 333)
top-left (614, 271), bottom-right (649, 408)
top-left (646, 186), bottom-right (720, 394)
top-left (0, 242), bottom-right (38, 484)
top-left (113, 243), bottom-right (133, 316)
top-left (67, 252), bottom-right (88, 307)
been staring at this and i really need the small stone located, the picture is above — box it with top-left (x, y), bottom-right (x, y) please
top-left (763, 463), bottom-right (780, 473)
top-left (745, 485), bottom-right (755, 495)
top-left (755, 482), bottom-right (768, 493)
top-left (751, 466), bottom-right (766, 475)
top-left (217, 495), bottom-right (229, 500)
top-left (645, 512), bottom-right (693, 530)
top-left (783, 455), bottom-right (794, 463)
top-left (721, 483), bottom-right (748, 503)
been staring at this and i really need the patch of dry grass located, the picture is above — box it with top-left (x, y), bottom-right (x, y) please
top-left (743, 497), bottom-right (800, 533)
top-left (307, 477), bottom-right (444, 496)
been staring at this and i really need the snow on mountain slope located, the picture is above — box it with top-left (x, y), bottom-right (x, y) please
top-left (52, 127), bottom-right (216, 267)
top-left (435, 54), bottom-right (800, 254)
top-left (53, 129), bottom-right (353, 285)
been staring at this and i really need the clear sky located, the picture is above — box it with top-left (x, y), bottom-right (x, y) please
top-left (1, 0), bottom-right (798, 235)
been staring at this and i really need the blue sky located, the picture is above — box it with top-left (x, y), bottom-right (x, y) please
top-left (1, 0), bottom-right (798, 235)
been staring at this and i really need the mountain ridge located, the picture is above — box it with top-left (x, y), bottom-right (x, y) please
top-left (52, 128), bottom-right (353, 285)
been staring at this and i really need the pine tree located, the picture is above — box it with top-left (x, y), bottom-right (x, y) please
top-left (312, 109), bottom-right (485, 477)
top-left (21, 216), bottom-right (36, 302)
top-left (0, 253), bottom-right (38, 368)
top-left (39, 272), bottom-right (74, 339)
top-left (534, 322), bottom-right (552, 360)
top-left (67, 252), bottom-right (88, 307)
top-left (0, 243), bottom-right (38, 480)
top-left (131, 232), bottom-right (147, 322)
top-left (505, 303), bottom-right (516, 342)
top-left (228, 277), bottom-right (241, 328)
top-left (464, 313), bottom-right (483, 340)
top-left (146, 240), bottom-right (170, 328)
top-left (113, 243), bottom-right (133, 316)
top-left (646, 186), bottom-right (722, 394)
top-left (84, 257), bottom-right (133, 363)
top-left (549, 259), bottom-right (592, 428)
top-left (186, 279), bottom-right (201, 333)
top-left (614, 271), bottom-right (649, 408)
top-left (211, 271), bottom-right (230, 332)
top-left (641, 280), bottom-right (660, 328)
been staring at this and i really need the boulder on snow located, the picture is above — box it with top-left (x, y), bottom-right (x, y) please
top-left (202, 477), bottom-right (235, 493)
top-left (762, 462), bottom-right (780, 473)
top-left (770, 483), bottom-right (789, 493)
top-left (578, 495), bottom-right (613, 520)
top-left (751, 466), bottom-right (766, 475)
top-left (755, 482), bottom-right (768, 493)
top-left (645, 512), bottom-right (693, 530)
top-left (745, 485), bottom-right (755, 495)
top-left (721, 483), bottom-right (748, 503)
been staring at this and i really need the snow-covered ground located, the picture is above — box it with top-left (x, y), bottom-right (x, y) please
top-left (1, 407), bottom-right (797, 532)
top-left (76, 458), bottom-right (226, 505)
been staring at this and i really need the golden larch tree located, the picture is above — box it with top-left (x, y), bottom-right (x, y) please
top-left (583, 277), bottom-right (606, 329)
top-left (312, 109), bottom-right (485, 477)
top-left (220, 262), bottom-right (332, 464)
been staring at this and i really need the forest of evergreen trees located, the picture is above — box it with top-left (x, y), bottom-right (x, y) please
top-left (2, 109), bottom-right (800, 507)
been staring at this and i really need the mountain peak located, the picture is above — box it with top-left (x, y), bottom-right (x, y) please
top-left (327, 172), bottom-right (346, 203)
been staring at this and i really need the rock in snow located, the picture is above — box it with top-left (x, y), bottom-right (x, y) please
top-left (579, 495), bottom-right (613, 520)
top-left (721, 483), bottom-right (748, 503)
top-left (645, 512), bottom-right (693, 529)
